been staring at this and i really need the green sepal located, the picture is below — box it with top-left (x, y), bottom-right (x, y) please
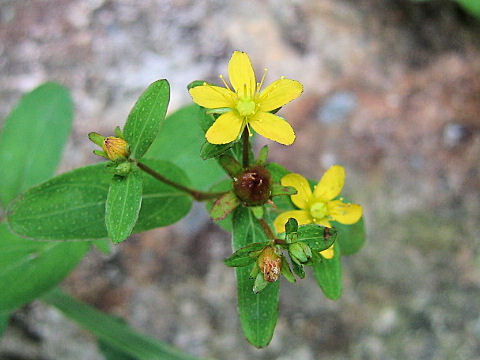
top-left (206, 108), bottom-right (231, 115)
top-left (270, 184), bottom-right (297, 197)
top-left (209, 191), bottom-right (240, 221)
top-left (93, 149), bottom-right (109, 159)
top-left (280, 256), bottom-right (295, 283)
top-left (253, 273), bottom-right (269, 294)
top-left (114, 126), bottom-right (124, 139)
top-left (249, 262), bottom-right (260, 279)
top-left (289, 242), bottom-right (308, 263)
top-left (255, 145), bottom-right (269, 165)
top-left (285, 217), bottom-right (298, 235)
top-left (292, 260), bottom-right (305, 279)
top-left (218, 154), bottom-right (242, 177)
top-left (224, 242), bottom-right (270, 267)
top-left (313, 242), bottom-right (342, 300)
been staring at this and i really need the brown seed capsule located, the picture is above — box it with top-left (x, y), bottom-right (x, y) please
top-left (233, 166), bottom-right (272, 206)
top-left (257, 246), bottom-right (282, 282)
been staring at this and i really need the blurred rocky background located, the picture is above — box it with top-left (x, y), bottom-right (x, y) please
top-left (1, 0), bottom-right (480, 359)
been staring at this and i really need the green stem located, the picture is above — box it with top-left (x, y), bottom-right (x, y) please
top-left (242, 126), bottom-right (249, 168)
top-left (258, 218), bottom-right (275, 240)
top-left (136, 161), bottom-right (226, 201)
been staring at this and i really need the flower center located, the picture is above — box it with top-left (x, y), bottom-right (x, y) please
top-left (236, 97), bottom-right (256, 117)
top-left (310, 201), bottom-right (328, 221)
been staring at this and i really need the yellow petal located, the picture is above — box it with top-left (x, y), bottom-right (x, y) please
top-left (205, 111), bottom-right (244, 144)
top-left (259, 78), bottom-right (303, 112)
top-left (249, 112), bottom-right (295, 145)
top-left (273, 210), bottom-right (312, 234)
top-left (280, 173), bottom-right (312, 209)
top-left (313, 217), bottom-right (332, 228)
top-left (189, 85), bottom-right (235, 109)
top-left (228, 51), bottom-right (256, 96)
top-left (320, 244), bottom-right (334, 259)
top-left (313, 165), bottom-right (345, 201)
top-left (328, 200), bottom-right (363, 224)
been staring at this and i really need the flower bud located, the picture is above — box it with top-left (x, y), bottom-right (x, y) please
top-left (89, 132), bottom-right (130, 161)
top-left (233, 166), bottom-right (271, 206)
top-left (257, 246), bottom-right (282, 282)
top-left (289, 242), bottom-right (308, 264)
top-left (103, 136), bottom-right (129, 161)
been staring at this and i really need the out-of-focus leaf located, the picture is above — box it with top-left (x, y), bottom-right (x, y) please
top-left (0, 223), bottom-right (89, 313)
top-left (332, 216), bottom-right (366, 255)
top-left (124, 80), bottom-right (170, 160)
top-left (457, 0), bottom-right (480, 19)
top-left (0, 82), bottom-right (73, 207)
top-left (42, 289), bottom-right (206, 360)
top-left (232, 207), bottom-right (279, 348)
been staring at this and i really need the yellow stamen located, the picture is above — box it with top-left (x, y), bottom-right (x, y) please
top-left (258, 68), bottom-right (268, 92)
top-left (219, 74), bottom-right (232, 91)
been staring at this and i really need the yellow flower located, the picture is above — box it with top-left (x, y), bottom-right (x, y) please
top-left (273, 165), bottom-right (362, 259)
top-left (189, 51), bottom-right (303, 145)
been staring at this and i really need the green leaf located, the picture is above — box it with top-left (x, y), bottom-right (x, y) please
top-left (297, 224), bottom-right (337, 252)
top-left (457, 0), bottom-right (480, 19)
top-left (200, 141), bottom-right (234, 160)
top-left (332, 217), bottom-right (366, 255)
top-left (0, 223), bottom-right (89, 313)
top-left (0, 82), bottom-right (73, 207)
top-left (124, 80), bottom-right (170, 160)
top-left (106, 170), bottom-right (143, 244)
top-left (145, 105), bottom-right (225, 190)
top-left (7, 160), bottom-right (192, 240)
top-left (209, 191), bottom-right (240, 221)
top-left (42, 289), bottom-right (206, 360)
top-left (224, 242), bottom-right (269, 267)
top-left (0, 313), bottom-right (9, 338)
top-left (312, 242), bottom-right (342, 300)
top-left (232, 207), bottom-right (279, 348)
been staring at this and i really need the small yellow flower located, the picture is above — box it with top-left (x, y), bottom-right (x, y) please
top-left (189, 51), bottom-right (303, 145)
top-left (273, 165), bottom-right (362, 259)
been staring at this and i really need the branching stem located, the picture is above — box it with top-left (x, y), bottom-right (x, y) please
top-left (258, 218), bottom-right (275, 240)
top-left (136, 161), bottom-right (226, 201)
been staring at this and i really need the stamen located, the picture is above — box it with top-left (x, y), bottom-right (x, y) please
top-left (219, 74), bottom-right (232, 91)
top-left (258, 68), bottom-right (268, 92)
top-left (245, 120), bottom-right (252, 136)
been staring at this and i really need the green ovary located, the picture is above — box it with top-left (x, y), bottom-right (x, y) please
top-left (310, 201), bottom-right (328, 221)
top-left (236, 97), bottom-right (256, 116)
